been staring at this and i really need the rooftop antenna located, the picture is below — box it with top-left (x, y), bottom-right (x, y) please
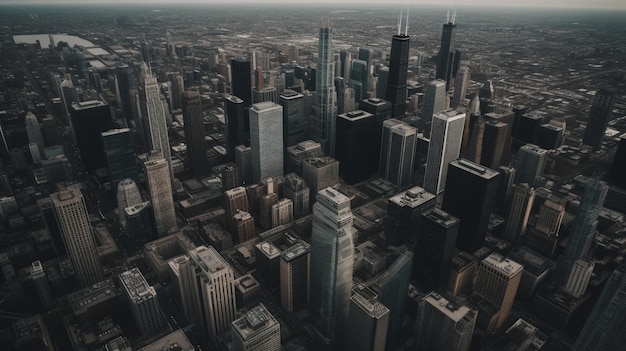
top-left (446, 7), bottom-right (450, 24)
top-left (404, 6), bottom-right (410, 36)
top-left (452, 0), bottom-right (458, 24)
top-left (397, 7), bottom-right (403, 35)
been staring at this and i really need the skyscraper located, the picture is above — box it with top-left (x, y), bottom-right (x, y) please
top-left (140, 64), bottom-right (174, 182)
top-left (69, 100), bottom-right (114, 172)
top-left (452, 66), bottom-right (470, 108)
top-left (573, 267), bottom-right (626, 351)
top-left (52, 187), bottom-right (103, 287)
top-left (301, 157), bottom-right (339, 200)
top-left (582, 89), bottom-right (615, 151)
top-left (359, 98), bottom-right (392, 166)
top-left (25, 112), bottom-right (44, 158)
top-left (554, 179), bottom-right (608, 288)
top-left (335, 110), bottom-right (376, 184)
top-left (503, 183), bottom-right (535, 243)
top-left (351, 59), bottom-right (369, 102)
top-left (414, 292), bottom-right (476, 351)
top-left (31, 261), bottom-right (53, 308)
top-left (249, 102), bottom-right (284, 183)
top-left (271, 198), bottom-right (293, 228)
top-left (102, 128), bottom-right (137, 190)
top-left (311, 20), bottom-right (338, 156)
top-left (385, 186), bottom-right (436, 247)
top-left (182, 90), bottom-right (209, 176)
top-left (280, 241), bottom-right (310, 313)
top-left (231, 58), bottom-right (253, 108)
top-left (435, 15), bottom-right (458, 90)
top-left (473, 253), bottom-right (523, 330)
top-left (442, 159), bottom-right (500, 252)
top-left (144, 152), bottom-right (177, 237)
top-left (279, 90), bottom-right (307, 147)
top-left (422, 79), bottom-right (447, 131)
top-left (282, 173), bottom-right (310, 219)
top-left (346, 285), bottom-right (389, 351)
top-left (515, 144), bottom-right (547, 188)
top-left (119, 268), bottom-right (163, 335)
top-left (224, 186), bottom-right (250, 233)
top-left (310, 187), bottom-right (355, 349)
top-left (424, 109), bottom-right (465, 194)
top-left (608, 133), bottom-right (626, 189)
top-left (231, 303), bottom-right (281, 351)
top-left (115, 63), bottom-right (133, 121)
top-left (225, 95), bottom-right (248, 158)
top-left (385, 16), bottom-right (410, 118)
top-left (413, 209), bottom-right (459, 291)
top-left (116, 178), bottom-right (142, 226)
top-left (480, 120), bottom-right (508, 169)
top-left (379, 120), bottom-right (417, 188)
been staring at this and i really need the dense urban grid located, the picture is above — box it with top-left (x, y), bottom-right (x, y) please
top-left (0, 2), bottom-right (625, 351)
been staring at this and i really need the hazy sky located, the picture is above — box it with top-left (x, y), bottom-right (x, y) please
top-left (0, 0), bottom-right (624, 10)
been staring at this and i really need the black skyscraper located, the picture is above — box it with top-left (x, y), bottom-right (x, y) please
top-left (583, 89), bottom-right (615, 151)
top-left (435, 20), bottom-right (457, 90)
top-left (231, 58), bottom-right (252, 108)
top-left (359, 97), bottom-right (392, 171)
top-left (182, 90), bottom-right (209, 176)
top-left (69, 100), bottom-right (114, 173)
top-left (386, 34), bottom-right (410, 118)
top-left (335, 110), bottom-right (376, 184)
top-left (115, 63), bottom-right (133, 122)
top-left (224, 95), bottom-right (249, 159)
top-left (608, 133), bottom-right (626, 189)
top-left (442, 159), bottom-right (500, 252)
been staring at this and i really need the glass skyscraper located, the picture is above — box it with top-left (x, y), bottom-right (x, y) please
top-left (312, 21), bottom-right (338, 157)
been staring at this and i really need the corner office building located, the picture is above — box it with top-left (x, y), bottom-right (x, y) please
top-left (119, 268), bottom-right (163, 335)
top-left (231, 303), bottom-right (280, 351)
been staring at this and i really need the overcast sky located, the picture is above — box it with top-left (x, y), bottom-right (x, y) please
top-left (0, 0), bottom-right (624, 9)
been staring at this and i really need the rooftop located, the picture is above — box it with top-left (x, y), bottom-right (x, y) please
top-left (451, 159), bottom-right (500, 179)
top-left (137, 329), bottom-right (195, 351)
top-left (189, 245), bottom-right (230, 276)
top-left (101, 128), bottom-right (130, 137)
top-left (351, 285), bottom-right (389, 319)
top-left (68, 279), bottom-right (117, 315)
top-left (482, 252), bottom-right (524, 277)
top-left (72, 99), bottom-right (108, 110)
top-left (119, 268), bottom-right (157, 304)
top-left (389, 186), bottom-right (435, 208)
top-left (423, 208), bottom-right (459, 228)
top-left (256, 241), bottom-right (281, 259)
top-left (423, 292), bottom-right (474, 323)
top-left (250, 101), bottom-right (279, 112)
top-left (232, 304), bottom-right (278, 341)
top-left (281, 241), bottom-right (310, 262)
top-left (338, 110), bottom-right (373, 121)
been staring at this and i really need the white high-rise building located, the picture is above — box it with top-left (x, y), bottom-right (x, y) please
top-left (249, 102), bottom-right (284, 183)
top-left (564, 258), bottom-right (595, 298)
top-left (116, 178), bottom-right (142, 226)
top-left (51, 187), bottom-right (103, 287)
top-left (310, 187), bottom-right (355, 349)
top-left (379, 119), bottom-right (418, 189)
top-left (25, 112), bottom-right (44, 157)
top-left (140, 63), bottom-right (174, 182)
top-left (422, 79), bottom-right (447, 128)
top-left (231, 303), bottom-right (281, 351)
top-left (144, 152), bottom-right (176, 237)
top-left (424, 109), bottom-right (465, 194)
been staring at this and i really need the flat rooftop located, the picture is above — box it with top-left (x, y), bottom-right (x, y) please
top-left (482, 252), bottom-right (524, 277)
top-left (423, 208), bottom-right (459, 229)
top-left (137, 329), bottom-right (195, 351)
top-left (232, 304), bottom-right (278, 341)
top-left (389, 186), bottom-right (435, 208)
top-left (189, 245), bottom-right (230, 275)
top-left (119, 268), bottom-right (156, 303)
top-left (451, 159), bottom-right (500, 179)
top-left (338, 110), bottom-right (373, 121)
top-left (68, 279), bottom-right (117, 315)
top-left (423, 292), bottom-right (474, 323)
top-left (281, 241), bottom-right (310, 262)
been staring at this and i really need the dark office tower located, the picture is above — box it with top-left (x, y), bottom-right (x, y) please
top-left (480, 120), bottom-right (508, 169)
top-left (452, 66), bottom-right (470, 108)
top-left (517, 111), bottom-right (543, 144)
top-left (515, 144), bottom-right (547, 188)
top-left (350, 59), bottom-right (369, 102)
top-left (25, 112), bottom-right (44, 158)
top-left (182, 91), bottom-right (208, 176)
top-left (422, 79), bottom-right (447, 130)
top-left (42, 116), bottom-right (61, 146)
top-left (473, 253), bottom-right (523, 331)
top-left (339, 50), bottom-right (351, 81)
top-left (608, 133), bottom-right (626, 189)
top-left (424, 109), bottom-right (465, 194)
top-left (37, 198), bottom-right (65, 256)
top-left (140, 39), bottom-right (151, 63)
top-left (463, 115), bottom-right (485, 164)
top-left (31, 261), bottom-right (53, 308)
top-left (280, 241), bottom-right (310, 313)
top-left (312, 21), bottom-right (338, 157)
top-left (478, 80), bottom-right (494, 112)
top-left (536, 123), bottom-right (564, 150)
top-left (115, 63), bottom-right (133, 121)
top-left (283, 173), bottom-right (310, 219)
top-left (119, 268), bottom-right (164, 336)
top-left (503, 183), bottom-right (534, 244)
top-left (386, 30), bottom-right (410, 118)
top-left (496, 165), bottom-right (516, 210)
top-left (101, 128), bottom-right (137, 191)
top-left (335, 110), bottom-right (376, 184)
top-left (359, 98), bottom-right (392, 165)
top-left (583, 89), bottom-right (616, 151)
top-left (235, 145), bottom-right (252, 185)
top-left (225, 95), bottom-right (248, 158)
top-left (347, 285), bottom-right (390, 351)
top-left (88, 70), bottom-right (103, 93)
top-left (13, 315), bottom-right (54, 351)
top-left (385, 186), bottom-right (436, 247)
top-left (279, 90), bottom-right (307, 147)
top-left (415, 292), bottom-right (476, 351)
top-left (554, 179), bottom-right (608, 287)
top-left (259, 193), bottom-right (278, 231)
top-left (511, 105), bottom-right (529, 141)
top-left (442, 159), bottom-right (500, 252)
top-left (222, 165), bottom-right (241, 191)
top-left (374, 250), bottom-right (413, 351)
top-left (358, 47), bottom-right (372, 69)
top-left (413, 209), bottom-right (459, 291)
top-left (231, 59), bottom-right (252, 108)
top-left (70, 100), bottom-right (114, 172)
top-left (52, 188), bottom-right (103, 287)
top-left (573, 267), bottom-right (626, 351)
top-left (310, 188), bottom-right (355, 350)
top-left (380, 120), bottom-right (417, 188)
top-left (376, 66), bottom-right (389, 99)
top-left (124, 201), bottom-right (155, 245)
top-left (435, 15), bottom-right (457, 90)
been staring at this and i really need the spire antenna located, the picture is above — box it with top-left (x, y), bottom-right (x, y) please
top-left (452, 0), bottom-right (458, 24)
top-left (446, 7), bottom-right (450, 24)
top-left (404, 7), bottom-right (410, 36)
top-left (397, 8), bottom-right (403, 36)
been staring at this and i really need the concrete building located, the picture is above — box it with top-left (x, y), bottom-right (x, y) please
top-left (515, 144), bottom-right (547, 188)
top-left (118, 268), bottom-right (163, 335)
top-left (231, 303), bottom-right (281, 351)
top-left (424, 109), bottom-right (465, 195)
top-left (347, 285), bottom-right (389, 351)
top-left (144, 152), bottom-right (177, 237)
top-left (379, 119), bottom-right (417, 189)
top-left (280, 241), bottom-right (310, 312)
top-left (385, 186), bottom-right (436, 247)
top-left (422, 80), bottom-right (447, 130)
top-left (249, 102), bottom-right (284, 183)
top-left (503, 183), bottom-right (535, 243)
top-left (116, 178), bottom-right (142, 227)
top-left (301, 157), bottom-right (339, 200)
top-left (271, 198), bottom-right (293, 228)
